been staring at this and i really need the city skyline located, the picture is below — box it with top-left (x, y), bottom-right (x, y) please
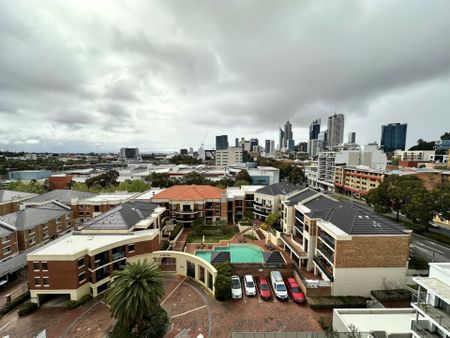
top-left (1, 1), bottom-right (450, 153)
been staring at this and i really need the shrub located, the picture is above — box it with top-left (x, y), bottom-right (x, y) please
top-left (169, 223), bottom-right (183, 240)
top-left (214, 262), bottom-right (232, 301)
top-left (371, 289), bottom-right (412, 302)
top-left (65, 294), bottom-right (92, 310)
top-left (0, 291), bottom-right (30, 316)
top-left (259, 223), bottom-right (269, 231)
top-left (112, 307), bottom-right (170, 338)
top-left (159, 241), bottom-right (170, 250)
top-left (244, 234), bottom-right (258, 240)
top-left (308, 296), bottom-right (367, 309)
top-left (318, 315), bottom-right (332, 330)
top-left (18, 301), bottom-right (38, 316)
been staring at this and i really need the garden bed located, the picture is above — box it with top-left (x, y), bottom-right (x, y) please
top-left (371, 289), bottom-right (412, 303)
top-left (307, 296), bottom-right (367, 309)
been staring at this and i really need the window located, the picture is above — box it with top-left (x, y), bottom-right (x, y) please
top-left (41, 262), bottom-right (48, 271)
top-left (128, 244), bottom-right (135, 253)
top-left (33, 262), bottom-right (39, 270)
top-left (2, 247), bottom-right (11, 255)
top-left (78, 257), bottom-right (85, 268)
top-left (78, 272), bottom-right (86, 283)
top-left (28, 229), bottom-right (35, 235)
top-left (43, 277), bottom-right (49, 286)
top-left (34, 277), bottom-right (41, 286)
top-left (2, 236), bottom-right (10, 244)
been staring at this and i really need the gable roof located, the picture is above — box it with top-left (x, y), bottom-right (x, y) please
top-left (284, 188), bottom-right (319, 206)
top-left (256, 182), bottom-right (304, 196)
top-left (82, 201), bottom-right (162, 231)
top-left (25, 189), bottom-right (97, 205)
top-left (0, 190), bottom-right (37, 203)
top-left (0, 202), bottom-right (71, 231)
top-left (152, 185), bottom-right (224, 201)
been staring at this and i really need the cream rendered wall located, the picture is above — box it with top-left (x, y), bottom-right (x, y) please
top-left (30, 283), bottom-right (91, 304)
top-left (332, 267), bottom-right (407, 296)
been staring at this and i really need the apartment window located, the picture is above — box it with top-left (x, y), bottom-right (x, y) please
top-left (41, 262), bottom-right (48, 271)
top-left (43, 231), bottom-right (49, 239)
top-left (43, 277), bottom-right (49, 287)
top-left (2, 247), bottom-right (11, 255)
top-left (42, 224), bottom-right (48, 230)
top-left (78, 257), bottom-right (85, 268)
top-left (33, 262), bottom-right (40, 270)
top-left (34, 277), bottom-right (41, 286)
top-left (78, 272), bottom-right (86, 283)
top-left (56, 217), bottom-right (61, 224)
top-left (2, 236), bottom-right (10, 244)
top-left (29, 238), bottom-right (36, 246)
top-left (28, 229), bottom-right (35, 235)
top-left (128, 244), bottom-right (135, 253)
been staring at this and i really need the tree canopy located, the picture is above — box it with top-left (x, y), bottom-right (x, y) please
top-left (235, 169), bottom-right (252, 184)
top-left (85, 170), bottom-right (119, 188)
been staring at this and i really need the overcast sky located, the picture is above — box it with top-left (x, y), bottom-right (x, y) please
top-left (1, 0), bottom-right (450, 153)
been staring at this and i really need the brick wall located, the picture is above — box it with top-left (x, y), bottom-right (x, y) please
top-left (0, 233), bottom-right (19, 260)
top-left (0, 201), bottom-right (20, 216)
top-left (334, 235), bottom-right (410, 268)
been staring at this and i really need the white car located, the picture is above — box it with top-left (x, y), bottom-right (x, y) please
top-left (243, 275), bottom-right (256, 296)
top-left (231, 275), bottom-right (242, 299)
top-left (270, 271), bottom-right (288, 300)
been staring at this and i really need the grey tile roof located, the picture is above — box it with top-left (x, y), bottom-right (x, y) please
top-left (303, 197), bottom-right (407, 235)
top-left (25, 189), bottom-right (97, 205)
top-left (285, 188), bottom-right (319, 206)
top-left (256, 182), bottom-right (304, 196)
top-left (0, 225), bottom-right (15, 237)
top-left (0, 190), bottom-right (37, 203)
top-left (0, 202), bottom-right (71, 231)
top-left (82, 201), bottom-right (161, 231)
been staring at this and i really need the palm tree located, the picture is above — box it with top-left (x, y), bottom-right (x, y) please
top-left (105, 259), bottom-right (166, 334)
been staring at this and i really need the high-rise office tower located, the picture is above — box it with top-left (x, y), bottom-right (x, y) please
top-left (279, 128), bottom-right (285, 150)
top-left (265, 140), bottom-right (271, 153)
top-left (250, 138), bottom-right (259, 150)
top-left (381, 123), bottom-right (407, 153)
top-left (348, 132), bottom-right (356, 144)
top-left (327, 113), bottom-right (345, 147)
top-left (120, 147), bottom-right (141, 161)
top-left (309, 119), bottom-right (321, 140)
top-left (270, 140), bottom-right (275, 153)
top-left (235, 138), bottom-right (239, 147)
top-left (283, 120), bottom-right (293, 148)
top-left (215, 135), bottom-right (229, 150)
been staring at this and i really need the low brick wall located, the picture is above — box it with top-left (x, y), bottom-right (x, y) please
top-left (293, 270), bottom-right (331, 297)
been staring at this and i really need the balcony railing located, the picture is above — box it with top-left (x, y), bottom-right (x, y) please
top-left (174, 210), bottom-right (199, 215)
top-left (411, 321), bottom-right (440, 338)
top-left (318, 231), bottom-right (335, 249)
top-left (313, 256), bottom-right (334, 282)
top-left (412, 294), bottom-right (450, 330)
top-left (295, 222), bottom-right (304, 233)
top-left (317, 243), bottom-right (334, 264)
top-left (112, 251), bottom-right (126, 261)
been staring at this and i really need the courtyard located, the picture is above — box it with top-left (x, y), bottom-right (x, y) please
top-left (0, 275), bottom-right (324, 338)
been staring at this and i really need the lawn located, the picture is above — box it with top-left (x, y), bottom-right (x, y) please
top-left (187, 225), bottom-right (239, 243)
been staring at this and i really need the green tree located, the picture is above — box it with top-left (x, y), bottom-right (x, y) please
top-left (145, 172), bottom-right (174, 188)
top-left (214, 262), bottom-right (232, 300)
top-left (266, 212), bottom-right (281, 227)
top-left (117, 179), bottom-right (150, 192)
top-left (288, 165), bottom-right (304, 185)
top-left (182, 171), bottom-right (209, 185)
top-left (234, 179), bottom-right (250, 187)
top-left (402, 190), bottom-right (436, 232)
top-left (86, 170), bottom-right (119, 188)
top-left (6, 180), bottom-right (47, 194)
top-left (235, 169), bottom-right (252, 183)
top-left (105, 260), bottom-right (168, 336)
top-left (214, 176), bottom-right (235, 188)
top-left (169, 154), bottom-right (202, 165)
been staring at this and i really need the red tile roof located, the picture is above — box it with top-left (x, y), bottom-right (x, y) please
top-left (152, 185), bottom-right (224, 201)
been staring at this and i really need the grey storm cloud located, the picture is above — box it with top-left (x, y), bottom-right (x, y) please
top-left (1, 0), bottom-right (450, 152)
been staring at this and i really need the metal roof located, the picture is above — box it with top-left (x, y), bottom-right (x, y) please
top-left (0, 247), bottom-right (36, 278)
top-left (25, 189), bottom-right (97, 205)
top-left (0, 190), bottom-right (37, 203)
top-left (256, 182), bottom-right (304, 196)
top-left (284, 188), bottom-right (319, 205)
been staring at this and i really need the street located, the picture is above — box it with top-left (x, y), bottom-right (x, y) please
top-left (410, 233), bottom-right (450, 263)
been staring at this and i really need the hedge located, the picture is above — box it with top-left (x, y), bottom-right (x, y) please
top-left (159, 240), bottom-right (170, 250)
top-left (18, 301), bottom-right (38, 316)
top-left (308, 296), bottom-right (367, 309)
top-left (371, 289), bottom-right (412, 302)
top-left (65, 294), bottom-right (92, 310)
top-left (0, 291), bottom-right (30, 316)
top-left (169, 223), bottom-right (183, 240)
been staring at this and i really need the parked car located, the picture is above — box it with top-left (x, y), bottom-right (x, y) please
top-left (231, 275), bottom-right (242, 299)
top-left (243, 275), bottom-right (256, 296)
top-left (257, 276), bottom-right (272, 300)
top-left (270, 271), bottom-right (288, 300)
top-left (285, 278), bottom-right (305, 303)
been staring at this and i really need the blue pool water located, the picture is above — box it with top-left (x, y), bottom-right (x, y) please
top-left (195, 244), bottom-right (264, 263)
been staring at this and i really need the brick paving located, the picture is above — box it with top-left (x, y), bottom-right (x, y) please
top-left (173, 228), bottom-right (191, 251)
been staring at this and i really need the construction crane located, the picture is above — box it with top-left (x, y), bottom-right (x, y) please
top-left (200, 131), bottom-right (208, 148)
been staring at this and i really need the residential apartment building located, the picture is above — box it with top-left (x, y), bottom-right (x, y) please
top-left (215, 147), bottom-right (243, 167)
top-left (0, 201), bottom-right (73, 251)
top-left (27, 229), bottom-right (160, 303)
top-left (317, 152), bottom-right (336, 191)
top-left (0, 190), bottom-right (37, 216)
top-left (411, 262), bottom-right (450, 338)
top-left (279, 189), bottom-right (411, 296)
top-left (394, 150), bottom-right (436, 162)
top-left (220, 185), bottom-right (263, 224)
top-left (22, 189), bottom-right (97, 224)
top-left (152, 185), bottom-right (224, 226)
top-left (334, 166), bottom-right (385, 198)
top-left (0, 222), bottom-right (19, 263)
top-left (253, 182), bottom-right (305, 221)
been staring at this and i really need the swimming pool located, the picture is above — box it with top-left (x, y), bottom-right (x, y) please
top-left (195, 244), bottom-right (264, 263)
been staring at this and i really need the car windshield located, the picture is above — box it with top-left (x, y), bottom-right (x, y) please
top-left (260, 284), bottom-right (270, 290)
top-left (276, 284), bottom-right (286, 292)
top-left (246, 281), bottom-right (254, 288)
top-left (292, 286), bottom-right (300, 293)
top-left (232, 280), bottom-right (240, 289)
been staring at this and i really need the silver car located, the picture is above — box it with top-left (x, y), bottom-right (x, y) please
top-left (231, 275), bottom-right (242, 299)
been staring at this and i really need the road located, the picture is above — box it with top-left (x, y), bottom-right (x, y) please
top-left (410, 233), bottom-right (450, 263)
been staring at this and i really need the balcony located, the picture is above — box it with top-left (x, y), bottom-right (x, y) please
top-left (313, 255), bottom-right (334, 282)
top-left (411, 321), bottom-right (440, 338)
top-left (95, 267), bottom-right (110, 283)
top-left (412, 294), bottom-right (450, 331)
top-left (174, 209), bottom-right (199, 215)
top-left (94, 253), bottom-right (110, 268)
top-left (317, 242), bottom-right (334, 264)
top-left (294, 221), bottom-right (304, 233)
top-left (318, 231), bottom-right (335, 249)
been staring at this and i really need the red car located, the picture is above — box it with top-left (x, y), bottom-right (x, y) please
top-left (257, 276), bottom-right (272, 300)
top-left (285, 278), bottom-right (305, 303)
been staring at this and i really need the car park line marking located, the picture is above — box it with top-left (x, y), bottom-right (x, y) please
top-left (161, 277), bottom-right (185, 305)
top-left (171, 305), bottom-right (207, 319)
top-left (0, 322), bottom-right (10, 331)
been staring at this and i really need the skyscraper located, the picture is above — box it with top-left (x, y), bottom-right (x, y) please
top-left (270, 140), bottom-right (275, 154)
top-left (327, 113), bottom-right (345, 147)
top-left (380, 123), bottom-right (407, 153)
top-left (215, 135), bottom-right (228, 150)
top-left (283, 120), bottom-right (293, 148)
top-left (265, 140), bottom-right (271, 153)
top-left (309, 119), bottom-right (321, 140)
top-left (348, 132), bottom-right (356, 144)
top-left (279, 128), bottom-right (285, 150)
